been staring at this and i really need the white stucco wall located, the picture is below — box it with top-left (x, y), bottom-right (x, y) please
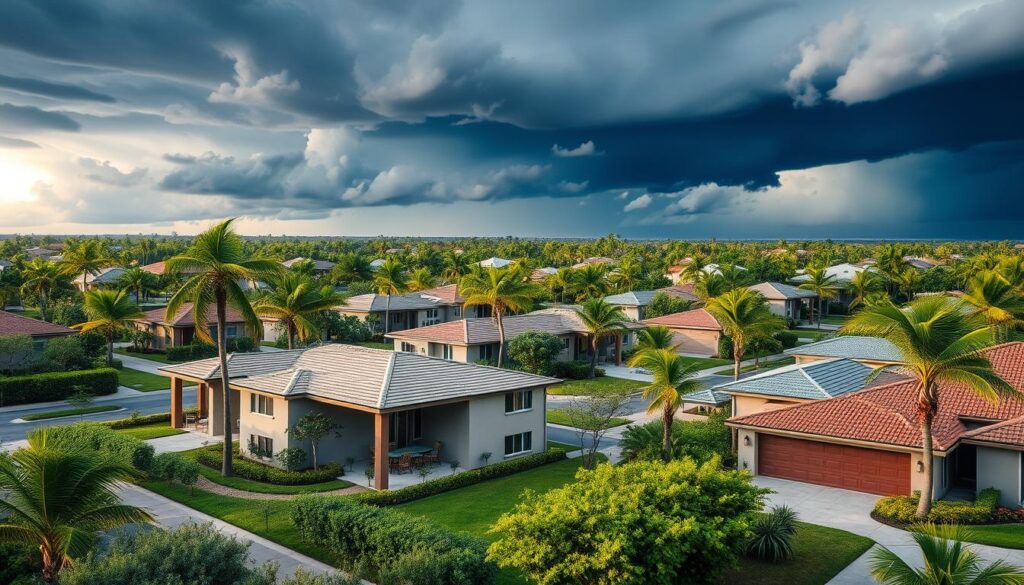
top-left (977, 446), bottom-right (1022, 507)
top-left (465, 387), bottom-right (547, 468)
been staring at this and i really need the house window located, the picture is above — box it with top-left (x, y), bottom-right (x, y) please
top-left (32, 339), bottom-right (46, 353)
top-left (562, 338), bottom-right (570, 350)
top-left (442, 344), bottom-right (453, 360)
top-left (393, 313), bottom-right (403, 323)
top-left (401, 342), bottom-right (416, 353)
top-left (477, 305), bottom-right (492, 318)
top-left (479, 343), bottom-right (496, 361)
top-left (250, 393), bottom-right (273, 416)
top-left (249, 434), bottom-right (273, 457)
top-left (504, 431), bottom-right (533, 457)
top-left (226, 325), bottom-right (239, 338)
top-left (422, 308), bottom-right (440, 326)
top-left (621, 334), bottom-right (630, 345)
top-left (453, 306), bottom-right (461, 317)
top-left (388, 409), bottom-right (422, 444)
top-left (504, 390), bottom-right (533, 414)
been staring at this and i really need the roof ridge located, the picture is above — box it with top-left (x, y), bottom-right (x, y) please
top-left (463, 318), bottom-right (469, 343)
top-left (962, 413), bottom-right (1024, 438)
top-left (283, 368), bottom-right (309, 396)
top-left (798, 367), bottom-right (829, 398)
top-left (377, 351), bottom-right (397, 409)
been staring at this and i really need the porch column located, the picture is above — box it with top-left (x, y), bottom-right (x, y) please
top-left (374, 412), bottom-right (390, 490)
top-left (198, 383), bottom-right (208, 418)
top-left (170, 377), bottom-right (183, 428)
top-left (614, 333), bottom-right (623, 366)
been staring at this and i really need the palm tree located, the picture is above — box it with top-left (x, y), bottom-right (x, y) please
top-left (74, 289), bottom-right (144, 365)
top-left (0, 428), bottom-right (152, 583)
top-left (717, 263), bottom-right (749, 289)
top-left (608, 257), bottom-right (645, 292)
top-left (60, 240), bottom-right (111, 292)
top-left (694, 272), bottom-right (728, 300)
top-left (706, 288), bottom-right (784, 380)
top-left (847, 270), bottom-right (884, 309)
top-left (996, 255), bottom-right (1024, 292)
top-left (626, 349), bottom-right (702, 461)
top-left (254, 273), bottom-right (345, 349)
top-left (373, 258), bottom-right (408, 335)
top-left (118, 266), bottom-right (159, 303)
top-left (798, 266), bottom-right (838, 328)
top-left (570, 264), bottom-right (610, 301)
top-left (331, 252), bottom-right (373, 284)
top-left (576, 298), bottom-right (628, 378)
top-left (635, 325), bottom-right (677, 351)
top-left (407, 267), bottom-right (438, 292)
top-left (547, 267), bottom-right (576, 304)
top-left (895, 267), bottom-right (922, 301)
top-left (441, 251), bottom-right (471, 282)
top-left (459, 266), bottom-right (538, 368)
top-left (844, 296), bottom-right (1016, 518)
top-left (679, 255), bottom-right (707, 283)
top-left (961, 271), bottom-right (1024, 343)
top-left (165, 219), bottom-right (281, 477)
top-left (20, 258), bottom-right (66, 321)
top-left (870, 523), bottom-right (1024, 584)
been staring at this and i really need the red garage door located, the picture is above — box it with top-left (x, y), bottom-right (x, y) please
top-left (758, 434), bottom-right (911, 496)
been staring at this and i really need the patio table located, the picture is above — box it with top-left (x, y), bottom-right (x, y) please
top-left (388, 445), bottom-right (433, 458)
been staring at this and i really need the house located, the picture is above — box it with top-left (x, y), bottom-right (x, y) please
top-left (132, 303), bottom-right (251, 350)
top-left (664, 258), bottom-right (694, 284)
top-left (476, 257), bottom-right (514, 268)
top-left (904, 256), bottom-right (941, 270)
top-left (604, 290), bottom-right (696, 320)
top-left (282, 257), bottom-right (335, 275)
top-left (791, 263), bottom-right (868, 284)
top-left (786, 335), bottom-right (903, 367)
top-left (530, 267), bottom-right (558, 282)
top-left (385, 307), bottom-right (642, 365)
top-left (413, 283), bottom-right (492, 319)
top-left (74, 266), bottom-right (125, 291)
top-left (657, 283), bottom-right (700, 303)
top-left (572, 256), bottom-right (615, 269)
top-left (337, 292), bottom-right (457, 333)
top-left (703, 263), bottom-right (746, 276)
top-left (641, 308), bottom-right (723, 356)
top-left (369, 259), bottom-right (386, 269)
top-left (158, 343), bottom-right (556, 490)
top-left (747, 282), bottom-right (817, 321)
top-left (728, 342), bottom-right (1024, 505)
top-left (0, 309), bottom-right (76, 352)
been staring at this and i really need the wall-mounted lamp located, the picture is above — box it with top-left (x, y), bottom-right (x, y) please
top-left (916, 461), bottom-right (925, 473)
top-left (742, 460), bottom-right (749, 469)
top-left (742, 436), bottom-right (751, 447)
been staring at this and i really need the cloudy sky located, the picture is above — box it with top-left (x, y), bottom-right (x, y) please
top-left (0, 0), bottom-right (1021, 238)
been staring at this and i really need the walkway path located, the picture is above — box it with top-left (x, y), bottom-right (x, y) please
top-left (193, 475), bottom-right (367, 500)
top-left (114, 351), bottom-right (167, 375)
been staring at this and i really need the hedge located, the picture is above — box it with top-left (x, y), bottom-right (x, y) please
top-left (0, 367), bottom-right (118, 407)
top-left (355, 449), bottom-right (568, 506)
top-left (103, 412), bottom-right (171, 429)
top-left (873, 488), bottom-right (1001, 525)
top-left (166, 337), bottom-right (257, 362)
top-left (46, 422), bottom-right (155, 472)
top-left (292, 496), bottom-right (496, 585)
top-left (553, 360), bottom-right (604, 380)
top-left (194, 443), bottom-right (342, 485)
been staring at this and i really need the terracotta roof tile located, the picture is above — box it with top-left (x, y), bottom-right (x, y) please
top-left (415, 284), bottom-right (463, 304)
top-left (0, 310), bottom-right (76, 337)
top-left (642, 308), bottom-right (721, 330)
top-left (137, 303), bottom-right (245, 327)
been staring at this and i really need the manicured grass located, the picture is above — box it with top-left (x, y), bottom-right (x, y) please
top-left (115, 347), bottom-right (173, 364)
top-left (819, 315), bottom-right (849, 326)
top-left (677, 356), bottom-right (733, 369)
top-left (548, 375), bottom-right (644, 396)
top-left (350, 341), bottom-right (393, 350)
top-left (794, 328), bottom-right (832, 340)
top-left (546, 440), bottom-right (579, 452)
top-left (714, 357), bottom-right (796, 376)
top-left (118, 367), bottom-right (171, 391)
top-left (721, 521), bottom-right (874, 585)
top-left (546, 408), bottom-right (630, 429)
top-left (952, 524), bottom-right (1024, 549)
top-left (114, 422), bottom-right (185, 440)
top-left (21, 404), bottom-right (120, 421)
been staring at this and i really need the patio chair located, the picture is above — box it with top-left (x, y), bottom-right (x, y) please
top-left (391, 453), bottom-right (413, 474)
top-left (424, 441), bottom-right (443, 465)
top-left (184, 412), bottom-right (197, 428)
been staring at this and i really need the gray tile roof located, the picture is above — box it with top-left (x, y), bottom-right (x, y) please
top-left (386, 307), bottom-right (644, 344)
top-left (786, 335), bottom-right (904, 363)
top-left (159, 344), bottom-right (557, 410)
top-left (604, 290), bottom-right (659, 306)
top-left (748, 282), bottom-right (818, 300)
top-left (714, 358), bottom-right (889, 400)
top-left (341, 293), bottom-right (442, 312)
top-left (682, 388), bottom-right (731, 405)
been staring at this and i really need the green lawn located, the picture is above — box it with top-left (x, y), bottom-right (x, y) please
top-left (794, 328), bottom-right (832, 341)
top-left (819, 315), bottom-right (849, 326)
top-left (715, 357), bottom-right (796, 376)
top-left (114, 422), bottom-right (185, 440)
top-left (21, 404), bottom-right (120, 421)
top-left (677, 356), bottom-right (732, 369)
top-left (350, 341), bottom-right (393, 350)
top-left (546, 440), bottom-right (579, 452)
top-left (546, 408), bottom-right (630, 429)
top-left (953, 524), bottom-right (1024, 549)
top-left (115, 348), bottom-right (173, 364)
top-left (118, 367), bottom-right (171, 391)
top-left (721, 521), bottom-right (874, 585)
top-left (548, 375), bottom-right (645, 396)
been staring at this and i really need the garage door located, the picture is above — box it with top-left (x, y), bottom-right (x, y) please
top-left (758, 434), bottom-right (911, 496)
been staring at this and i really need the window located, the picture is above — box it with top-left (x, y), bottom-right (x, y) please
top-left (393, 313), bottom-right (403, 323)
top-left (422, 308), bottom-right (440, 326)
top-left (226, 325), bottom-right (239, 338)
top-left (250, 393), bottom-right (274, 416)
top-left (401, 342), bottom-right (416, 353)
top-left (562, 337), bottom-right (570, 350)
top-left (504, 390), bottom-right (533, 413)
top-left (249, 434), bottom-right (273, 457)
top-left (453, 306), bottom-right (461, 317)
top-left (479, 343), bottom-right (496, 361)
top-left (504, 431), bottom-right (533, 457)
top-left (478, 305), bottom-right (493, 318)
top-left (442, 344), bottom-right (453, 360)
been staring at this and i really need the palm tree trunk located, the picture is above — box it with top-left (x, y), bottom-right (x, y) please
top-left (817, 297), bottom-right (822, 329)
top-left (916, 408), bottom-right (935, 519)
top-left (662, 402), bottom-right (673, 462)
top-left (589, 337), bottom-right (599, 378)
top-left (107, 331), bottom-right (114, 366)
top-left (383, 294), bottom-right (391, 335)
top-left (39, 290), bottom-right (48, 322)
top-left (288, 323), bottom-right (294, 350)
top-left (733, 345), bottom-right (742, 381)
top-left (496, 310), bottom-right (506, 368)
top-left (216, 289), bottom-right (233, 477)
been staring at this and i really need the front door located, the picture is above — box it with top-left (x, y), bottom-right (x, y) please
top-left (389, 409), bottom-right (422, 448)
top-left (951, 444), bottom-right (977, 489)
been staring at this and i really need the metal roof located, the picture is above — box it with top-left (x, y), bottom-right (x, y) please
top-left (748, 282), bottom-right (818, 300)
top-left (786, 335), bottom-right (904, 363)
top-left (714, 358), bottom-right (890, 400)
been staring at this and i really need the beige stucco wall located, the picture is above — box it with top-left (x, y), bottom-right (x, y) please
top-left (977, 446), bottom-right (1022, 507)
top-left (207, 384), bottom-right (241, 437)
top-left (238, 390), bottom-right (290, 463)
top-left (732, 395), bottom-right (804, 418)
top-left (668, 328), bottom-right (720, 356)
top-left (620, 305), bottom-right (643, 321)
top-left (465, 386), bottom-right (546, 469)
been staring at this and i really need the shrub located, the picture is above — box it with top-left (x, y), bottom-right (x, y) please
top-left (487, 458), bottom-right (767, 584)
top-left (292, 497), bottom-right (496, 585)
top-left (620, 414), bottom-right (731, 465)
top-left (993, 506), bottom-right (1024, 523)
top-left (47, 422), bottom-right (155, 472)
top-left (103, 412), bottom-right (170, 429)
top-left (507, 331), bottom-right (565, 375)
top-left (194, 443), bottom-right (341, 485)
top-left (0, 334), bottom-right (35, 374)
top-left (280, 569), bottom-right (363, 585)
top-left (718, 335), bottom-right (733, 360)
top-left (50, 301), bottom-right (86, 327)
top-left (40, 336), bottom-right (93, 372)
top-left (355, 449), bottom-right (567, 506)
top-left (746, 506), bottom-right (799, 562)
top-left (873, 488), bottom-right (1001, 525)
top-left (276, 447), bottom-right (308, 471)
top-left (645, 292), bottom-right (694, 320)
top-left (0, 368), bottom-right (118, 407)
top-left (166, 337), bottom-right (258, 361)
top-left (552, 360), bottom-right (604, 380)
top-left (0, 542), bottom-right (39, 585)
top-left (773, 330), bottom-right (798, 349)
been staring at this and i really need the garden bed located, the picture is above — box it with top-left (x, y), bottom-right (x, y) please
top-left (194, 443), bottom-right (344, 486)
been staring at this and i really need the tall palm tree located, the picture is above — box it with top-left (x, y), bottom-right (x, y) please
top-left (706, 288), bottom-right (784, 380)
top-left (870, 523), bottom-right (1024, 584)
top-left (798, 266), bottom-right (838, 328)
top-left (547, 267), bottom-right (576, 304)
top-left (60, 240), bottom-right (111, 292)
top-left (331, 252), bottom-right (373, 284)
top-left (571, 264), bottom-right (610, 301)
top-left (626, 349), bottom-right (702, 461)
top-left (373, 258), bottom-right (408, 335)
top-left (961, 271), bottom-right (1024, 343)
top-left (20, 259), bottom-right (66, 321)
top-left (996, 255), bottom-right (1024, 293)
top-left (679, 255), bottom-right (707, 283)
top-left (407, 267), bottom-right (438, 292)
top-left (117, 266), bottom-right (159, 303)
top-left (844, 297), bottom-right (1016, 518)
top-left (608, 257), bottom-right (645, 292)
top-left (441, 250), bottom-right (471, 282)
top-left (459, 266), bottom-right (538, 368)
top-left (635, 325), bottom-right (677, 351)
top-left (895, 267), bottom-right (922, 301)
top-left (576, 298), bottom-right (628, 378)
top-left (74, 289), bottom-right (144, 365)
top-left (165, 219), bottom-right (281, 477)
top-left (0, 428), bottom-right (152, 583)
top-left (847, 270), bottom-right (884, 310)
top-left (694, 272), bottom-right (728, 300)
top-left (254, 273), bottom-right (345, 349)
top-left (717, 263), bottom-right (749, 289)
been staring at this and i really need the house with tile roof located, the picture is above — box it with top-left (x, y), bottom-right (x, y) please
top-left (74, 266), bottom-right (126, 291)
top-left (747, 282), bottom-right (817, 321)
top-left (337, 285), bottom-right (475, 335)
top-left (641, 308), bottom-right (723, 356)
top-left (604, 288), bottom-right (700, 320)
top-left (786, 335), bottom-right (904, 367)
top-left (131, 303), bottom-right (252, 350)
top-left (0, 310), bottom-right (76, 359)
top-left (281, 257), bottom-right (335, 275)
top-left (728, 342), bottom-right (1024, 505)
top-left (158, 343), bottom-right (556, 490)
top-left (657, 283), bottom-right (700, 303)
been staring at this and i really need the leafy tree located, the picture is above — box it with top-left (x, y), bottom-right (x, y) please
top-left (165, 218), bottom-right (281, 477)
top-left (627, 349), bottom-right (702, 460)
top-left (847, 270), bottom-right (884, 309)
top-left (576, 298), bottom-right (627, 378)
top-left (50, 301), bottom-right (87, 327)
top-left (960, 271), bottom-right (1024, 343)
top-left (373, 257), bottom-right (408, 335)
top-left (869, 523), bottom-right (1024, 585)
top-left (643, 292), bottom-right (693, 320)
top-left (563, 391), bottom-right (629, 468)
top-left (634, 325), bottom-right (677, 351)
top-left (289, 412), bottom-right (342, 471)
top-left (21, 258), bottom-right (67, 321)
top-left (117, 266), bottom-right (159, 303)
top-left (74, 289), bottom-right (144, 365)
top-left (843, 297), bottom-right (1016, 519)
top-left (487, 458), bottom-right (767, 585)
top-left (460, 266), bottom-right (538, 368)
top-left (506, 330), bottom-right (564, 374)
top-left (60, 240), bottom-right (112, 292)
top-left (407, 267), bottom-right (437, 292)
top-left (706, 288), bottom-right (785, 380)
top-left (254, 273), bottom-right (345, 349)
top-left (40, 336), bottom-right (92, 372)
top-left (798, 266), bottom-right (838, 327)
top-left (0, 334), bottom-right (34, 374)
top-left (0, 428), bottom-right (151, 583)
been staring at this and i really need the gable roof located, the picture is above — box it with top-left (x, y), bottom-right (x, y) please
top-left (963, 415), bottom-right (1024, 449)
top-left (786, 335), bottom-right (903, 363)
top-left (84, 266), bottom-right (125, 284)
top-left (729, 342), bottom-right (1024, 451)
top-left (282, 257), bottom-right (335, 270)
top-left (657, 283), bottom-right (700, 302)
top-left (136, 303), bottom-right (245, 327)
top-left (414, 283), bottom-right (463, 304)
top-left (715, 358), bottom-right (903, 401)
top-left (0, 310), bottom-right (76, 337)
top-left (604, 290), bottom-right (658, 306)
top-left (642, 308), bottom-right (721, 331)
top-left (681, 387), bottom-right (731, 406)
top-left (748, 282), bottom-right (818, 301)
top-left (341, 293), bottom-right (442, 312)
top-left (159, 343), bottom-right (556, 410)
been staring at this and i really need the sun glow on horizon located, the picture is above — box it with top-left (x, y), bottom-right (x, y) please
top-left (0, 157), bottom-right (49, 204)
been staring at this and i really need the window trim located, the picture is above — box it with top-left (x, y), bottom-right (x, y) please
top-left (503, 431), bottom-right (533, 458)
top-left (250, 393), bottom-right (274, 417)
top-left (504, 390), bottom-right (533, 414)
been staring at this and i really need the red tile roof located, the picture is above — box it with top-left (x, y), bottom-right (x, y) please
top-left (0, 310), bottom-right (76, 337)
top-left (658, 283), bottom-right (699, 302)
top-left (415, 284), bottom-right (463, 304)
top-left (963, 415), bottom-right (1024, 448)
top-left (140, 261), bottom-right (167, 275)
top-left (729, 342), bottom-right (1024, 451)
top-left (137, 303), bottom-right (245, 327)
top-left (642, 308), bottom-right (721, 330)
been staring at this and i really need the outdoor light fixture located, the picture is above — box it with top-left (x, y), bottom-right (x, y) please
top-left (917, 461), bottom-right (925, 472)
top-left (742, 436), bottom-right (751, 446)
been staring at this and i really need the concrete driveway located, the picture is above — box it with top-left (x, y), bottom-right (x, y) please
top-left (755, 477), bottom-right (1024, 583)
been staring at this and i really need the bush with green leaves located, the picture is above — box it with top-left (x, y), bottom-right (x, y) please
top-left (151, 452), bottom-right (200, 492)
top-left (280, 570), bottom-right (363, 585)
top-left (873, 488), bottom-right (1000, 525)
top-left (276, 447), bottom-right (308, 471)
top-left (0, 333), bottom-right (34, 374)
top-left (552, 360), bottom-right (604, 380)
top-left (291, 496), bottom-right (496, 585)
top-left (644, 292), bottom-right (694, 319)
top-left (0, 368), bottom-right (118, 407)
top-left (46, 422), bottom-right (154, 472)
top-left (49, 301), bottom-right (86, 327)
top-left (165, 337), bottom-right (257, 361)
top-left (0, 542), bottom-right (40, 585)
top-left (487, 458), bottom-right (767, 584)
top-left (40, 336), bottom-right (93, 372)
top-left (620, 413), bottom-right (731, 465)
top-left (103, 412), bottom-right (170, 429)
top-left (507, 331), bottom-right (565, 374)
top-left (194, 443), bottom-right (341, 485)
top-left (746, 505), bottom-right (799, 562)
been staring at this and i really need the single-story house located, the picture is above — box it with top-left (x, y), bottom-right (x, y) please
top-left (904, 256), bottom-right (942, 270)
top-left (786, 336), bottom-right (904, 367)
top-left (729, 342), bottom-right (1024, 504)
top-left (72, 266), bottom-right (126, 291)
top-left (641, 308), bottom-right (723, 356)
top-left (530, 267), bottom-right (558, 282)
top-left (0, 309), bottom-right (76, 352)
top-left (386, 307), bottom-right (642, 365)
top-left (603, 291), bottom-right (660, 321)
top-left (132, 303), bottom-right (251, 350)
top-left (791, 263), bottom-right (869, 284)
top-left (282, 257), bottom-right (335, 275)
top-left (476, 257), bottom-right (514, 268)
top-left (747, 282), bottom-right (817, 321)
top-left (703, 263), bottom-right (746, 276)
top-left (664, 258), bottom-right (694, 284)
top-left (159, 343), bottom-right (556, 490)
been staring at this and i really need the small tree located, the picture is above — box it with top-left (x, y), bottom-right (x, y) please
top-left (563, 392), bottom-right (629, 469)
top-left (644, 292), bottom-right (694, 320)
top-left (66, 387), bottom-right (94, 421)
top-left (364, 465), bottom-right (374, 487)
top-left (40, 336), bottom-right (92, 372)
top-left (176, 458), bottom-right (200, 496)
top-left (507, 331), bottom-right (564, 374)
top-left (275, 447), bottom-right (308, 471)
top-left (288, 412), bottom-right (342, 471)
top-left (0, 334), bottom-right (34, 374)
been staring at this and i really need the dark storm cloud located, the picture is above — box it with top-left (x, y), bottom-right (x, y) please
top-left (0, 74), bottom-right (115, 102)
top-left (159, 153), bottom-right (305, 199)
top-left (0, 103), bottom-right (79, 131)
